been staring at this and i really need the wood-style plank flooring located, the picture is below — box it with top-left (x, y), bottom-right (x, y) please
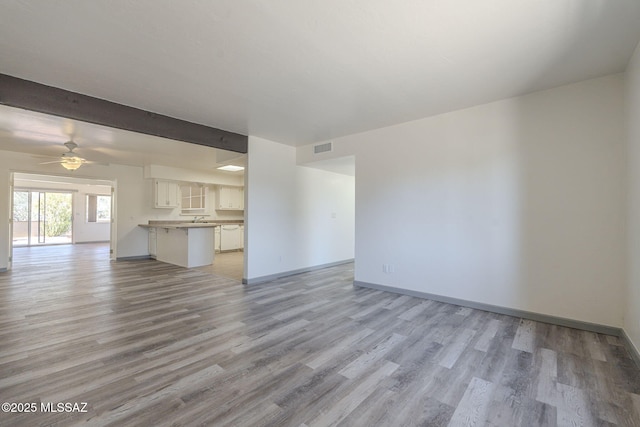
top-left (199, 250), bottom-right (244, 281)
top-left (1, 243), bottom-right (640, 426)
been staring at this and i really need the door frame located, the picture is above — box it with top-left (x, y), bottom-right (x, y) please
top-left (7, 172), bottom-right (14, 270)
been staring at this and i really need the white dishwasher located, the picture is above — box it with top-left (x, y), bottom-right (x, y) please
top-left (220, 224), bottom-right (242, 251)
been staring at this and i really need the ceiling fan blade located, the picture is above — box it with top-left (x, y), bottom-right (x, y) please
top-left (39, 160), bottom-right (63, 165)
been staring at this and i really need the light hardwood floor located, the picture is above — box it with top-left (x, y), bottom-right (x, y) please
top-left (1, 243), bottom-right (639, 426)
top-left (200, 250), bottom-right (244, 281)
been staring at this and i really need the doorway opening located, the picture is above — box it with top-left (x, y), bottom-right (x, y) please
top-left (9, 172), bottom-right (116, 269)
top-left (12, 189), bottom-right (74, 246)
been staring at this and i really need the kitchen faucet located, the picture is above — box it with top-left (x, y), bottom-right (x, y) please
top-left (193, 216), bottom-right (205, 223)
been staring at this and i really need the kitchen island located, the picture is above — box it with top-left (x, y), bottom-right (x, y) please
top-left (139, 222), bottom-right (217, 268)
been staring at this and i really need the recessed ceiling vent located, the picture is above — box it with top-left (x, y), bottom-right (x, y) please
top-left (313, 142), bottom-right (332, 154)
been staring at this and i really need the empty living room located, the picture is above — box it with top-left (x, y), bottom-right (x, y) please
top-left (2, 1), bottom-right (640, 426)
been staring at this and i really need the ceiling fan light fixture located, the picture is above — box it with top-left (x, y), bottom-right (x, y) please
top-left (61, 156), bottom-right (84, 171)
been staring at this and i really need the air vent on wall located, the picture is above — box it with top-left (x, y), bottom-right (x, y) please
top-left (313, 142), bottom-right (333, 154)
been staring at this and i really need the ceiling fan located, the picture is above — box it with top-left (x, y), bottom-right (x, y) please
top-left (40, 140), bottom-right (89, 171)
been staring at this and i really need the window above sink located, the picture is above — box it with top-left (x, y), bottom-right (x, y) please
top-left (180, 183), bottom-right (207, 215)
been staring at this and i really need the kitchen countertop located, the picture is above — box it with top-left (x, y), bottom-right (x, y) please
top-left (140, 223), bottom-right (217, 229)
top-left (139, 220), bottom-right (243, 229)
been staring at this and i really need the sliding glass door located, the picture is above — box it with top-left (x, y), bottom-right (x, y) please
top-left (12, 190), bottom-right (73, 246)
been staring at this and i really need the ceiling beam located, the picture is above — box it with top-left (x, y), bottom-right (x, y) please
top-left (0, 73), bottom-right (247, 153)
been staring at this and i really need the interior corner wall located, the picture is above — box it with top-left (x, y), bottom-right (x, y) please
top-left (305, 74), bottom-right (626, 327)
top-left (245, 136), bottom-right (355, 281)
top-left (625, 41), bottom-right (640, 353)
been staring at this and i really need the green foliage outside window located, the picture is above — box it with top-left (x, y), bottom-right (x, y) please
top-left (44, 193), bottom-right (72, 237)
top-left (13, 191), bottom-right (29, 222)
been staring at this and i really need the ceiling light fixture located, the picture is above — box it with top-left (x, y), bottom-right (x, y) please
top-left (60, 156), bottom-right (85, 171)
top-left (39, 140), bottom-right (89, 171)
top-left (217, 165), bottom-right (244, 172)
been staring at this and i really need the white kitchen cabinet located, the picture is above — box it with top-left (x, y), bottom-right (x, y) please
top-left (217, 186), bottom-right (244, 210)
top-left (154, 180), bottom-right (179, 208)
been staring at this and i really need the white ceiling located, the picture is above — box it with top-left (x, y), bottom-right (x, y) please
top-left (1, 0), bottom-right (640, 155)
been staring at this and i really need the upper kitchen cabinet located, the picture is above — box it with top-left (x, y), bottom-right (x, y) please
top-left (154, 180), bottom-right (179, 208)
top-left (217, 186), bottom-right (244, 210)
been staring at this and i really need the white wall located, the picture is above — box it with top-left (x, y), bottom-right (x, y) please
top-left (245, 136), bottom-right (355, 281)
top-left (626, 41), bottom-right (640, 353)
top-left (73, 185), bottom-right (111, 243)
top-left (144, 164), bottom-right (244, 186)
top-left (298, 74), bottom-right (626, 327)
